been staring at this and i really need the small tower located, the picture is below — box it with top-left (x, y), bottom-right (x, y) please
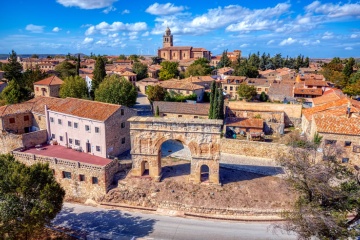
top-left (163, 27), bottom-right (173, 48)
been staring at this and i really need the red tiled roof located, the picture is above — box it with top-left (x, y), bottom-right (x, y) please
top-left (312, 89), bottom-right (345, 106)
top-left (302, 98), bottom-right (353, 120)
top-left (159, 80), bottom-right (204, 91)
top-left (304, 80), bottom-right (328, 87)
top-left (313, 114), bottom-right (360, 136)
top-left (225, 117), bottom-right (263, 128)
top-left (34, 75), bottom-right (63, 86)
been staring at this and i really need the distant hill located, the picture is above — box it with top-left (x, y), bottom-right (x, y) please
top-left (0, 53), bottom-right (87, 60)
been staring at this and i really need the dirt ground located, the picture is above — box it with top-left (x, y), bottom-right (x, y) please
top-left (101, 157), bottom-right (296, 211)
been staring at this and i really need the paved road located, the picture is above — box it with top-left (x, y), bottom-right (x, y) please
top-left (53, 203), bottom-right (296, 240)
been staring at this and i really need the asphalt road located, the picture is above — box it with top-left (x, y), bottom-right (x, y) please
top-left (52, 203), bottom-right (297, 240)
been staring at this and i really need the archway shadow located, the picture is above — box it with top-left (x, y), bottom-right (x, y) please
top-left (52, 206), bottom-right (156, 239)
top-left (161, 140), bottom-right (189, 158)
top-left (220, 165), bottom-right (284, 185)
top-left (161, 162), bottom-right (191, 179)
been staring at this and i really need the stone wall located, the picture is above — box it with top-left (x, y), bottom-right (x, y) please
top-left (22, 130), bottom-right (47, 148)
top-left (161, 113), bottom-right (208, 119)
top-left (0, 133), bottom-right (23, 154)
top-left (0, 112), bottom-right (33, 134)
top-left (220, 138), bottom-right (289, 160)
top-left (12, 151), bottom-right (119, 200)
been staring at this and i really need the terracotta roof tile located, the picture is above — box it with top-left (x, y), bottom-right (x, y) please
top-left (304, 80), bottom-right (328, 87)
top-left (34, 76), bottom-right (63, 86)
top-left (313, 114), bottom-right (360, 136)
top-left (225, 117), bottom-right (263, 129)
top-left (294, 88), bottom-right (322, 96)
top-left (159, 80), bottom-right (204, 91)
top-left (153, 101), bottom-right (210, 116)
top-left (312, 89), bottom-right (346, 106)
top-left (302, 98), bottom-right (353, 120)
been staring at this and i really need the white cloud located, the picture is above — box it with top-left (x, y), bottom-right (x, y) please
top-left (103, 6), bottom-right (116, 14)
top-left (56, 0), bottom-right (117, 9)
top-left (122, 9), bottom-right (130, 14)
top-left (267, 40), bottom-right (275, 45)
top-left (240, 43), bottom-right (249, 47)
top-left (52, 27), bottom-right (61, 32)
top-left (350, 34), bottom-right (359, 39)
top-left (299, 39), bottom-right (320, 46)
top-left (142, 31), bottom-right (150, 37)
top-left (322, 31), bottom-right (333, 39)
top-left (129, 32), bottom-right (138, 40)
top-left (305, 1), bottom-right (360, 18)
top-left (279, 37), bottom-right (296, 46)
top-left (82, 37), bottom-right (93, 44)
top-left (25, 24), bottom-right (44, 33)
top-left (146, 3), bottom-right (185, 15)
top-left (96, 40), bottom-right (107, 45)
top-left (108, 33), bottom-right (118, 38)
top-left (67, 31), bottom-right (71, 34)
top-left (85, 21), bottom-right (147, 35)
top-left (345, 47), bottom-right (353, 50)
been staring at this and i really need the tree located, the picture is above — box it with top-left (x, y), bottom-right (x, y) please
top-left (118, 54), bottom-right (127, 60)
top-left (22, 66), bottom-right (48, 91)
top-left (95, 75), bottom-right (137, 107)
top-left (274, 141), bottom-right (360, 240)
top-left (91, 56), bottom-right (106, 99)
top-left (259, 92), bottom-right (268, 102)
top-left (59, 75), bottom-right (88, 99)
top-left (343, 57), bottom-right (355, 78)
top-left (237, 84), bottom-right (257, 101)
top-left (213, 88), bottom-right (224, 119)
top-left (234, 64), bottom-right (259, 78)
top-left (128, 54), bottom-right (140, 62)
top-left (3, 50), bottom-right (23, 83)
top-left (159, 61), bottom-right (179, 80)
top-left (132, 62), bottom-right (148, 80)
top-left (146, 85), bottom-right (167, 103)
top-left (208, 81), bottom-right (216, 119)
top-left (155, 106), bottom-right (160, 117)
top-left (151, 56), bottom-right (162, 65)
top-left (54, 61), bottom-right (76, 79)
top-left (0, 80), bottom-right (31, 104)
top-left (0, 154), bottom-right (65, 239)
top-left (76, 54), bottom-right (80, 76)
top-left (217, 50), bottom-right (232, 68)
top-left (185, 58), bottom-right (212, 77)
top-left (31, 54), bottom-right (39, 58)
top-left (343, 80), bottom-right (360, 96)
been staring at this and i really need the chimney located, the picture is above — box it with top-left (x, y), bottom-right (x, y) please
top-left (346, 101), bottom-right (351, 118)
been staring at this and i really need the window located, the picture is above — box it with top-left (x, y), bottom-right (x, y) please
top-left (50, 117), bottom-right (54, 123)
top-left (121, 109), bottom-right (124, 115)
top-left (58, 119), bottom-right (62, 125)
top-left (224, 86), bottom-right (227, 90)
top-left (325, 139), bottom-right (337, 145)
top-left (345, 141), bottom-right (352, 147)
top-left (36, 87), bottom-right (39, 91)
top-left (38, 116), bottom-right (41, 120)
top-left (96, 146), bottom-right (101, 152)
top-left (92, 177), bottom-right (98, 184)
top-left (178, 115), bottom-right (182, 118)
top-left (342, 158), bottom-right (349, 163)
top-left (95, 127), bottom-right (100, 133)
top-left (121, 122), bottom-right (125, 128)
top-left (75, 139), bottom-right (80, 146)
top-left (121, 137), bottom-right (125, 144)
top-left (24, 115), bottom-right (29, 121)
top-left (9, 118), bottom-right (15, 124)
top-left (74, 122), bottom-right (78, 128)
top-left (257, 88), bottom-right (261, 91)
top-left (63, 171), bottom-right (71, 179)
top-left (68, 121), bottom-right (72, 127)
top-left (85, 125), bottom-right (90, 132)
top-left (194, 116), bottom-right (199, 119)
top-left (163, 114), bottom-right (167, 117)
top-left (79, 174), bottom-right (85, 181)
top-left (51, 134), bottom-right (55, 139)
top-left (59, 136), bottom-right (63, 141)
top-left (69, 138), bottom-right (73, 144)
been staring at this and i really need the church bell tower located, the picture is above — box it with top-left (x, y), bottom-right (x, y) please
top-left (163, 27), bottom-right (173, 48)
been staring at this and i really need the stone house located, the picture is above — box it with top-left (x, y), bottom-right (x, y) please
top-left (0, 103), bottom-right (34, 134)
top-left (34, 75), bottom-right (64, 98)
top-left (147, 65), bottom-right (161, 79)
top-left (267, 83), bottom-right (294, 102)
top-left (246, 78), bottom-right (272, 95)
top-left (136, 78), bottom-right (159, 94)
top-left (221, 76), bottom-right (247, 99)
top-left (224, 117), bottom-right (264, 135)
top-left (309, 114), bottom-right (360, 166)
top-left (214, 67), bottom-right (234, 79)
top-left (153, 101), bottom-right (210, 119)
top-left (47, 98), bottom-right (137, 158)
top-left (12, 145), bottom-right (120, 200)
top-left (294, 88), bottom-right (323, 98)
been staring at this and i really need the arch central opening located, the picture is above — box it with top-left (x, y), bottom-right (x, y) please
top-left (158, 139), bottom-right (191, 181)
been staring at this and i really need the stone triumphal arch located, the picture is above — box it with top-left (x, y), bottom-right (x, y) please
top-left (129, 117), bottom-right (223, 184)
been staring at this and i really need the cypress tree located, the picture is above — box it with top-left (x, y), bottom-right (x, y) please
top-left (208, 81), bottom-right (216, 119)
top-left (91, 56), bottom-right (106, 99)
top-left (217, 88), bottom-right (224, 120)
top-left (76, 54), bottom-right (80, 76)
top-left (155, 106), bottom-right (160, 117)
top-left (212, 86), bottom-right (219, 119)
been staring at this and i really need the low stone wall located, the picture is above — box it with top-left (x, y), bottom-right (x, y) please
top-left (220, 138), bottom-right (289, 159)
top-left (12, 151), bottom-right (118, 201)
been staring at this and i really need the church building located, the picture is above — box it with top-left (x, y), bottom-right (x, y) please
top-left (158, 27), bottom-right (211, 61)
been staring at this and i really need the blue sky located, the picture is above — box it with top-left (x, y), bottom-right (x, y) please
top-left (0, 0), bottom-right (360, 58)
